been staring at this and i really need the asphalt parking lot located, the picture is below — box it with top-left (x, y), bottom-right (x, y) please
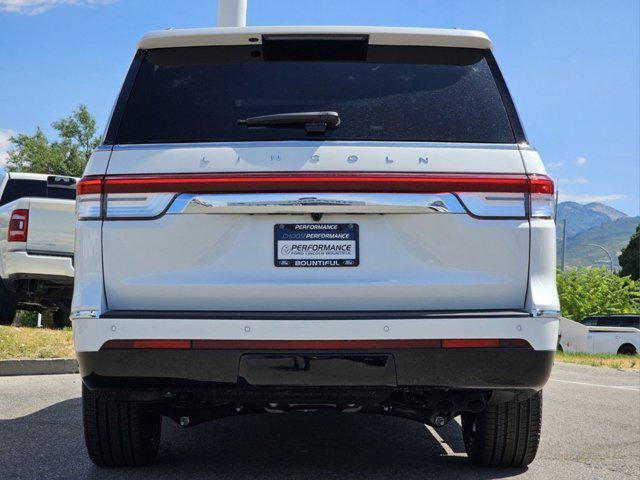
top-left (0, 362), bottom-right (638, 480)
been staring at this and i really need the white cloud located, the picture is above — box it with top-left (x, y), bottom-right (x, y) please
top-left (0, 129), bottom-right (16, 168)
top-left (0, 0), bottom-right (117, 15)
top-left (558, 176), bottom-right (589, 185)
top-left (558, 193), bottom-right (625, 204)
top-left (575, 156), bottom-right (588, 166)
top-left (546, 161), bottom-right (564, 169)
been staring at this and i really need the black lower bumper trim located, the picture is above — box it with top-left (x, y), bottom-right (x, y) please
top-left (78, 348), bottom-right (554, 396)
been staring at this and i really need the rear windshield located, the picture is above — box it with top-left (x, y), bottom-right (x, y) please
top-left (113, 44), bottom-right (516, 144)
top-left (0, 179), bottom-right (76, 206)
top-left (598, 317), bottom-right (640, 328)
top-left (583, 316), bottom-right (640, 328)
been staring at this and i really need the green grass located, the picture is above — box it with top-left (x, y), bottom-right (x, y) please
top-left (0, 325), bottom-right (74, 360)
top-left (556, 350), bottom-right (640, 370)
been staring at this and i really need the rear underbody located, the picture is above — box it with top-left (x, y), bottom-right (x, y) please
top-left (76, 310), bottom-right (556, 428)
top-left (81, 351), bottom-right (553, 418)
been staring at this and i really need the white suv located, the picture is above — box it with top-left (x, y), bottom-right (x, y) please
top-left (72, 26), bottom-right (559, 468)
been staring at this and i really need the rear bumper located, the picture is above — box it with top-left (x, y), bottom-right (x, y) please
top-left (4, 251), bottom-right (74, 281)
top-left (75, 313), bottom-right (557, 396)
top-left (72, 313), bottom-right (559, 352)
top-left (78, 348), bottom-right (554, 401)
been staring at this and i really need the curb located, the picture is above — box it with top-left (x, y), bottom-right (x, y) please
top-left (0, 358), bottom-right (79, 376)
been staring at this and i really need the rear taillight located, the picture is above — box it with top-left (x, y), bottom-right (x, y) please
top-left (105, 193), bottom-right (175, 219)
top-left (76, 172), bottom-right (555, 220)
top-left (528, 174), bottom-right (555, 219)
top-left (8, 209), bottom-right (29, 242)
top-left (76, 176), bottom-right (103, 220)
top-left (77, 175), bottom-right (174, 220)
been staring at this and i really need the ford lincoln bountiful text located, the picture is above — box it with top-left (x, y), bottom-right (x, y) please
top-left (72, 26), bottom-right (560, 468)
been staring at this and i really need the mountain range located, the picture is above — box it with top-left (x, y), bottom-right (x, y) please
top-left (556, 202), bottom-right (639, 269)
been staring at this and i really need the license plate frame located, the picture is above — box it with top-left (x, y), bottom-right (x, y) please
top-left (274, 223), bottom-right (359, 268)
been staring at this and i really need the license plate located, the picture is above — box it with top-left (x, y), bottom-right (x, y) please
top-left (274, 223), bottom-right (359, 267)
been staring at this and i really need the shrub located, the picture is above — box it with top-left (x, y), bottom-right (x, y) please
top-left (557, 267), bottom-right (640, 321)
top-left (15, 311), bottom-right (39, 327)
top-left (618, 225), bottom-right (639, 280)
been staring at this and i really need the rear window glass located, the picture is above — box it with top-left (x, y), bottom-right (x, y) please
top-left (0, 179), bottom-right (76, 206)
top-left (114, 45), bottom-right (515, 144)
top-left (47, 187), bottom-right (76, 200)
top-left (0, 179), bottom-right (47, 205)
top-left (598, 317), bottom-right (640, 328)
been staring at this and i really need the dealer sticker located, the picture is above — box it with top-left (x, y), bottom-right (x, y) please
top-left (274, 223), bottom-right (359, 267)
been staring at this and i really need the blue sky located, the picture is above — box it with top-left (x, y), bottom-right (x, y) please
top-left (0, 0), bottom-right (638, 215)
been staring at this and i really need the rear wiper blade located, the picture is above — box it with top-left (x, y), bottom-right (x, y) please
top-left (238, 111), bottom-right (340, 134)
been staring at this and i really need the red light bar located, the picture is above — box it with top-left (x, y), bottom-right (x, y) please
top-left (191, 339), bottom-right (442, 349)
top-left (77, 176), bottom-right (103, 195)
top-left (95, 172), bottom-right (550, 195)
top-left (131, 340), bottom-right (191, 349)
top-left (442, 339), bottom-right (500, 348)
top-left (101, 338), bottom-right (532, 350)
top-left (528, 174), bottom-right (554, 195)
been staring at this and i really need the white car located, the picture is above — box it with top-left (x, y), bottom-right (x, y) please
top-left (559, 315), bottom-right (639, 355)
top-left (0, 172), bottom-right (76, 327)
top-left (72, 26), bottom-right (559, 468)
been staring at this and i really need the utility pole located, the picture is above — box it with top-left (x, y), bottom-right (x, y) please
top-left (560, 218), bottom-right (567, 271)
top-left (217, 0), bottom-right (248, 27)
top-left (585, 243), bottom-right (614, 272)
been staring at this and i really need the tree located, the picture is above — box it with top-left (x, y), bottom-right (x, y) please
top-left (618, 225), bottom-right (639, 280)
top-left (6, 105), bottom-right (100, 177)
top-left (557, 267), bottom-right (640, 321)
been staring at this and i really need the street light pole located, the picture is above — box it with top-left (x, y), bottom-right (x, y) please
top-left (561, 219), bottom-right (567, 271)
top-left (585, 243), bottom-right (614, 272)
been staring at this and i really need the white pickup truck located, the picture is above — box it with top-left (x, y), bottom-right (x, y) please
top-left (0, 172), bottom-right (77, 327)
top-left (559, 315), bottom-right (639, 355)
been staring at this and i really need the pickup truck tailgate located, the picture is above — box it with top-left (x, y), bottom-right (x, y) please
top-left (26, 198), bottom-right (75, 256)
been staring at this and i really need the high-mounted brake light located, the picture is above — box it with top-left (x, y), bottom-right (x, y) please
top-left (76, 172), bottom-right (555, 220)
top-left (8, 209), bottom-right (29, 242)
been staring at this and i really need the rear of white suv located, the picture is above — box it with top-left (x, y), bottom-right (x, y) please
top-left (72, 27), bottom-right (559, 468)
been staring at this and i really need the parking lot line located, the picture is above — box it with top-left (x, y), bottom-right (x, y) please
top-left (549, 378), bottom-right (640, 391)
top-left (424, 424), bottom-right (456, 456)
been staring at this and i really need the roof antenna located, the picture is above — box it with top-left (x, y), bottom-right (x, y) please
top-left (217, 0), bottom-right (247, 27)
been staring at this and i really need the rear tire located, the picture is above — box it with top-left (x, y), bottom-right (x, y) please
top-left (0, 280), bottom-right (17, 326)
top-left (617, 344), bottom-right (637, 355)
top-left (82, 384), bottom-right (162, 467)
top-left (462, 390), bottom-right (542, 468)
